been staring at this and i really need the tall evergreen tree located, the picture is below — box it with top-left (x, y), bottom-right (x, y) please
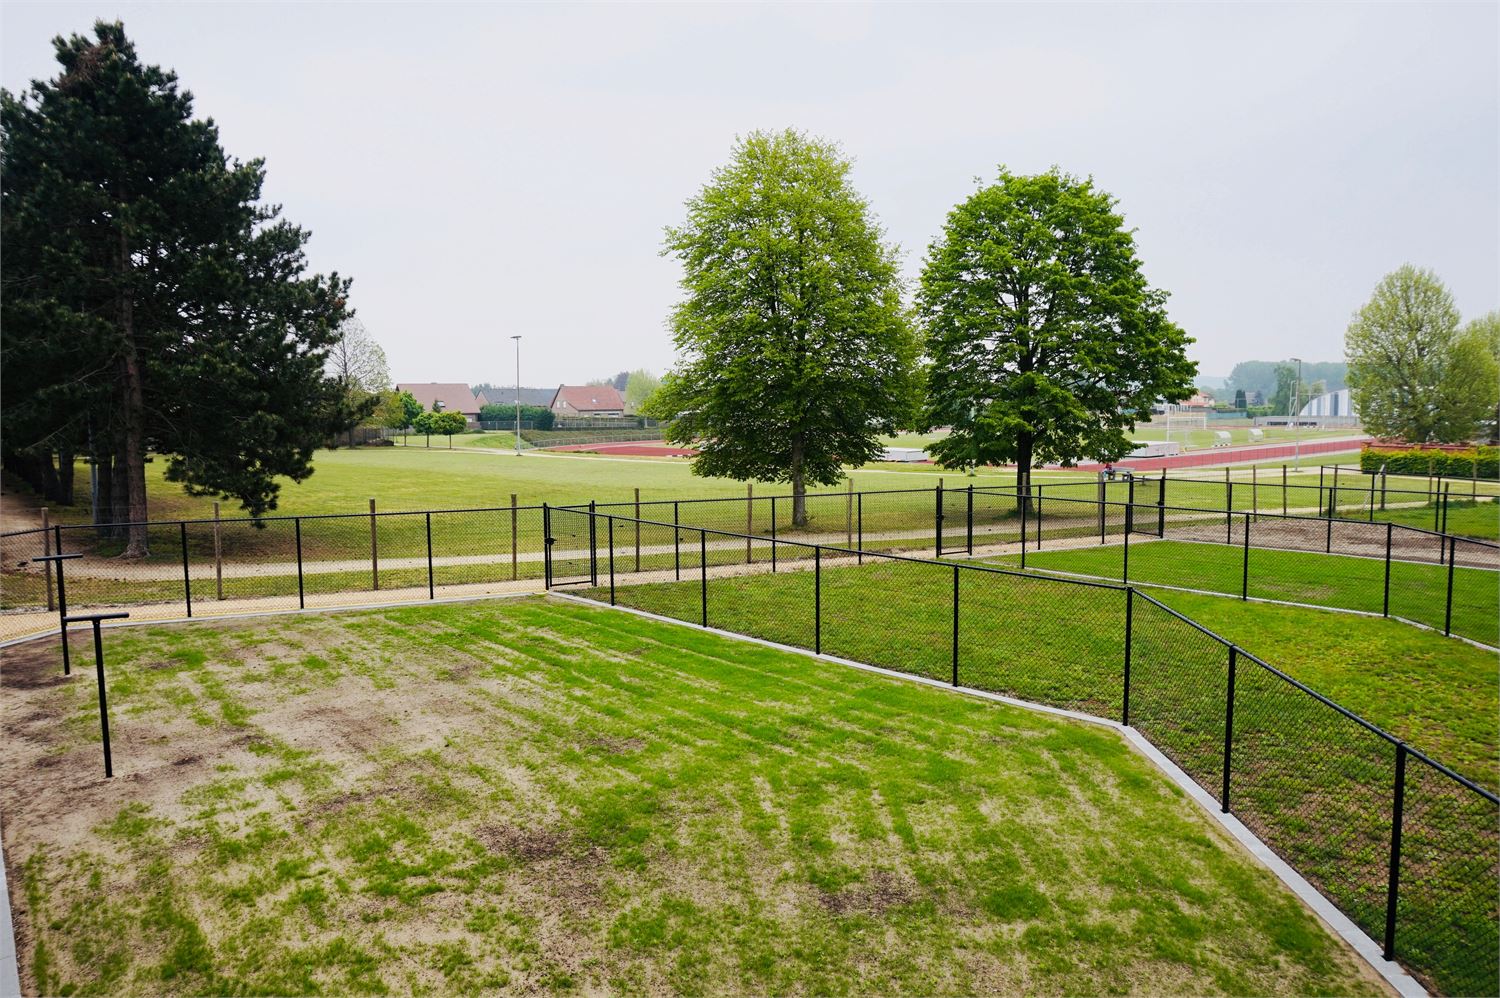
top-left (1, 21), bottom-right (356, 553)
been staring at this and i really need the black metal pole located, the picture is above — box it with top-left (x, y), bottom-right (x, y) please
top-left (1122, 588), bottom-right (1133, 726)
top-left (1241, 512), bottom-right (1250, 600)
top-left (542, 503), bottom-right (553, 589)
top-left (675, 501), bottom-right (682, 580)
top-left (1020, 491), bottom-right (1028, 570)
top-left (608, 515), bottom-right (615, 606)
top-left (1325, 504), bottom-right (1333, 554)
top-left (93, 619), bottom-right (112, 777)
top-left (951, 564), bottom-right (959, 687)
top-left (966, 485), bottom-right (974, 555)
top-left (1122, 505), bottom-right (1130, 583)
top-left (1225, 482), bottom-right (1233, 544)
top-left (425, 512), bottom-right (434, 600)
top-left (814, 546), bottom-right (822, 654)
top-left (935, 484), bottom-right (943, 557)
top-left (1158, 472), bottom-right (1166, 537)
top-left (857, 492), bottom-right (863, 565)
top-left (179, 520), bottom-right (192, 618)
top-left (1382, 742), bottom-right (1407, 960)
top-left (295, 517), bottom-right (305, 609)
top-left (588, 501), bottom-right (598, 587)
top-left (699, 530), bottom-right (708, 627)
top-left (1222, 647), bottom-right (1237, 813)
top-left (56, 525), bottom-right (70, 673)
top-left (1383, 523), bottom-right (1392, 618)
top-left (1036, 495), bottom-right (1043, 549)
top-left (1444, 535), bottom-right (1456, 636)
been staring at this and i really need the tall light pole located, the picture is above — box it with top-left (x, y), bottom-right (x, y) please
top-left (1289, 356), bottom-right (1303, 468)
top-left (511, 335), bottom-right (523, 456)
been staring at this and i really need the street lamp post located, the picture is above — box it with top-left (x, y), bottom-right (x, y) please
top-left (1289, 356), bottom-right (1303, 468)
top-left (511, 335), bottom-right (523, 456)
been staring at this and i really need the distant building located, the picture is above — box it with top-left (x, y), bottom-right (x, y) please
top-left (1298, 388), bottom-right (1356, 419)
top-left (1179, 391), bottom-right (1217, 411)
top-left (476, 386), bottom-right (555, 408)
top-left (396, 383), bottom-right (481, 421)
top-left (551, 385), bottom-right (626, 417)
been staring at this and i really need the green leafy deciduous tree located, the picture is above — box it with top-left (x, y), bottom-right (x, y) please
top-left (1, 22), bottom-right (357, 554)
top-left (1346, 267), bottom-right (1500, 443)
top-left (623, 369), bottom-right (661, 414)
top-left (646, 130), bottom-right (920, 525)
top-left (919, 169), bottom-right (1195, 499)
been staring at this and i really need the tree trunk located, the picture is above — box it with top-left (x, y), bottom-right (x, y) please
top-left (790, 437), bottom-right (808, 528)
top-left (56, 442), bottom-right (75, 506)
top-left (94, 445), bottom-right (113, 537)
top-left (116, 230), bottom-right (150, 557)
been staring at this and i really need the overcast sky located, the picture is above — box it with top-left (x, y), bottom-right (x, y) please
top-left (4, 2), bottom-right (1496, 388)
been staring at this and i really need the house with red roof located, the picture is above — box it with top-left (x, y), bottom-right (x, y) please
top-left (550, 385), bottom-right (625, 417)
top-left (396, 383), bottom-right (482, 422)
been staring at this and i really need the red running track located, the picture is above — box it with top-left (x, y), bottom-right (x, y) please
top-left (544, 441), bottom-right (699, 457)
top-left (544, 435), bottom-right (1368, 468)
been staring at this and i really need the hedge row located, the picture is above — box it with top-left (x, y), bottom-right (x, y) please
top-left (1360, 446), bottom-right (1499, 479)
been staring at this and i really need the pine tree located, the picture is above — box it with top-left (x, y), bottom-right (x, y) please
top-left (2, 21), bottom-right (357, 553)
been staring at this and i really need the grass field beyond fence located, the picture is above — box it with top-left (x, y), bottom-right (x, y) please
top-left (0, 599), bottom-right (1382, 996)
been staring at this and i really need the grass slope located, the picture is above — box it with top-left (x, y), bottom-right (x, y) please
top-left (991, 539), bottom-right (1499, 647)
top-left (590, 561), bottom-right (1497, 995)
top-left (0, 598), bottom-right (1379, 996)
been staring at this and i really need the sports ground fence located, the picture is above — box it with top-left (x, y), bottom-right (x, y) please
top-left (1, 477), bottom-right (1496, 993)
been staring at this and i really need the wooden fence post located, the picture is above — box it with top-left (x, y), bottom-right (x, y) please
top-left (213, 502), bottom-right (224, 600)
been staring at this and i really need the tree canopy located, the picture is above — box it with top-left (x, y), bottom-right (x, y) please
top-left (646, 129), bottom-right (920, 523)
top-left (1, 21), bottom-right (357, 551)
top-left (918, 169), bottom-right (1195, 495)
top-left (1345, 267), bottom-right (1499, 443)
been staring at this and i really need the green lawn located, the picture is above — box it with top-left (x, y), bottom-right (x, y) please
top-left (0, 598), bottom-right (1381, 995)
top-left (990, 538), bottom-right (1499, 647)
top-left (586, 561), bottom-right (1497, 995)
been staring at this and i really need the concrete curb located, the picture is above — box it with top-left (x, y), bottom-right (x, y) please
top-left (547, 591), bottom-right (1427, 998)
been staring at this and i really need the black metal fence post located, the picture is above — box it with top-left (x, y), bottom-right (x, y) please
top-left (295, 517), bottom-right (305, 609)
top-left (1122, 503), bottom-right (1130, 583)
top-left (608, 515), bottom-right (616, 606)
top-left (769, 498), bottom-right (776, 573)
top-left (814, 546), bottom-right (822, 654)
top-left (1122, 588), bottom-right (1133, 726)
top-left (1225, 482), bottom-right (1234, 544)
top-left (1158, 471), bottom-right (1166, 537)
top-left (1325, 505), bottom-right (1333, 554)
top-left (1221, 646), bottom-right (1237, 813)
top-left (1383, 742), bottom-right (1408, 960)
top-left (1036, 495), bottom-right (1043, 549)
top-left (179, 520), bottom-right (192, 618)
top-left (588, 501), bottom-right (598, 586)
top-left (1444, 535), bottom-right (1456, 636)
top-left (1241, 512), bottom-right (1250, 600)
top-left (1441, 482), bottom-right (1451, 536)
top-left (425, 512), bottom-right (434, 599)
top-left (674, 502), bottom-right (682, 580)
top-left (699, 529), bottom-right (708, 627)
top-left (951, 564), bottom-right (959, 687)
top-left (1383, 523), bottom-right (1393, 617)
top-left (65, 611), bottom-right (128, 778)
top-left (543, 503), bottom-right (553, 588)
top-left (856, 492), bottom-right (863, 565)
top-left (935, 483), bottom-right (943, 557)
top-left (966, 485), bottom-right (974, 555)
top-left (35, 547), bottom-right (79, 674)
top-left (1020, 491), bottom-right (1028, 570)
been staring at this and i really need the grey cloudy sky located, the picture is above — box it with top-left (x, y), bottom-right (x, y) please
top-left (4, 1), bottom-right (1496, 388)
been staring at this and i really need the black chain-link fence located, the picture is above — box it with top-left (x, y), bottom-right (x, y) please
top-left (554, 507), bottom-right (1498, 996)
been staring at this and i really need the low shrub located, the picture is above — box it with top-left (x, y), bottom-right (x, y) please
top-left (1360, 446), bottom-right (1499, 479)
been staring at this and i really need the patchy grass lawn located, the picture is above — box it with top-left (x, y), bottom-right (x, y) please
top-left (0, 597), bottom-right (1381, 996)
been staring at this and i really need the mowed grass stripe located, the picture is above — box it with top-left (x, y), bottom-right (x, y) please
top-left (2, 598), bottom-right (1380, 996)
